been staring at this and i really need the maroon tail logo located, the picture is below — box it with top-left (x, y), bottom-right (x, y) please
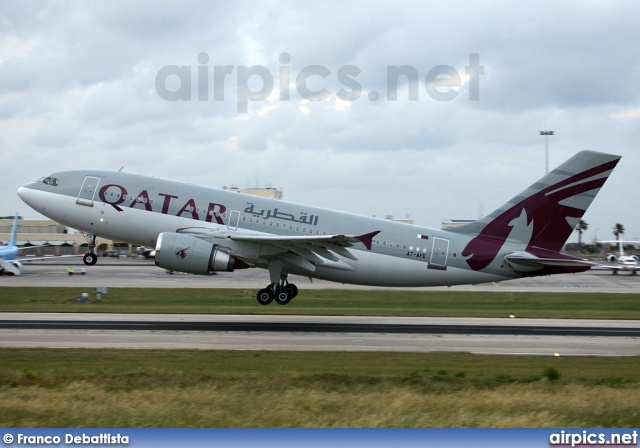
top-left (176, 248), bottom-right (189, 259)
top-left (462, 159), bottom-right (619, 271)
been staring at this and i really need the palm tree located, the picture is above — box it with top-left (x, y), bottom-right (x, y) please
top-left (612, 223), bottom-right (626, 253)
top-left (575, 219), bottom-right (588, 253)
top-left (613, 223), bottom-right (625, 240)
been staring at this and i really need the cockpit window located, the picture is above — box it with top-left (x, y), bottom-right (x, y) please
top-left (37, 176), bottom-right (58, 186)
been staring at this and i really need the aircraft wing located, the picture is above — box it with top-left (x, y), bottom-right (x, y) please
top-left (177, 227), bottom-right (380, 272)
top-left (18, 245), bottom-right (50, 251)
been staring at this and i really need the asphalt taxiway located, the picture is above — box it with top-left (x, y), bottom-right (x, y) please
top-left (5, 257), bottom-right (640, 292)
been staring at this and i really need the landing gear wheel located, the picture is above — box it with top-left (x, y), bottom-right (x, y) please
top-left (284, 283), bottom-right (298, 300)
top-left (275, 289), bottom-right (293, 305)
top-left (262, 260), bottom-right (299, 306)
top-left (256, 288), bottom-right (274, 305)
top-left (83, 252), bottom-right (98, 266)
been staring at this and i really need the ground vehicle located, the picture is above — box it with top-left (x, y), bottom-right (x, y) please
top-left (101, 250), bottom-right (120, 258)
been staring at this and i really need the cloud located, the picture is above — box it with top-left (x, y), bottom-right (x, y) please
top-left (2, 0), bottom-right (640, 242)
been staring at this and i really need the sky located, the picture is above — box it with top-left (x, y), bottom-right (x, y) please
top-left (2, 0), bottom-right (639, 243)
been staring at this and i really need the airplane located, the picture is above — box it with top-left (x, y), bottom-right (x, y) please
top-left (594, 235), bottom-right (639, 275)
top-left (0, 213), bottom-right (24, 275)
top-left (0, 212), bottom-right (79, 275)
top-left (17, 150), bottom-right (620, 304)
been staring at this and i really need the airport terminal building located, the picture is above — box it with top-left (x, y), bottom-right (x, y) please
top-left (0, 217), bottom-right (125, 256)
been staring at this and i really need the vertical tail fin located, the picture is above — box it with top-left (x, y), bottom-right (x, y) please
top-left (451, 151), bottom-right (621, 270)
top-left (9, 212), bottom-right (19, 247)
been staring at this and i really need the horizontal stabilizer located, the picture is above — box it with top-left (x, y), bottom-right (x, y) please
top-left (504, 251), bottom-right (595, 273)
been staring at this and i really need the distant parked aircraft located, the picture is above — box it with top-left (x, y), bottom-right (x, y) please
top-left (595, 235), bottom-right (639, 275)
top-left (0, 213), bottom-right (79, 275)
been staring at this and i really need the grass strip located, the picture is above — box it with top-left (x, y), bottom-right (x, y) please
top-left (1, 348), bottom-right (639, 427)
top-left (1, 287), bottom-right (640, 318)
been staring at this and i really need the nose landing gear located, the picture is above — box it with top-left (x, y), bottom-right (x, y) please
top-left (82, 233), bottom-right (98, 266)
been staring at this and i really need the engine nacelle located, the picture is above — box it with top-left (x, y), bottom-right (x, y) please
top-left (607, 254), bottom-right (618, 262)
top-left (0, 260), bottom-right (22, 276)
top-left (632, 255), bottom-right (640, 261)
top-left (154, 232), bottom-right (249, 275)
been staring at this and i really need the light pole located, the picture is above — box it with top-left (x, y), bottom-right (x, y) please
top-left (540, 130), bottom-right (554, 175)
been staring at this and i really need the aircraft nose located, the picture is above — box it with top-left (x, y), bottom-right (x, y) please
top-left (17, 186), bottom-right (29, 202)
top-left (17, 185), bottom-right (37, 208)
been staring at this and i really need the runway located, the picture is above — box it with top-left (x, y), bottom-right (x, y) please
top-left (1, 314), bottom-right (638, 356)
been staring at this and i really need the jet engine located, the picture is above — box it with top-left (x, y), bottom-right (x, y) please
top-left (607, 254), bottom-right (618, 262)
top-left (632, 255), bottom-right (640, 261)
top-left (155, 232), bottom-right (249, 275)
top-left (0, 260), bottom-right (22, 275)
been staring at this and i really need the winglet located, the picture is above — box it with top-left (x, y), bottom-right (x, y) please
top-left (355, 231), bottom-right (380, 250)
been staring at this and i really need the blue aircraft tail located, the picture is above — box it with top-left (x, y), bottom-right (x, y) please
top-left (8, 212), bottom-right (19, 247)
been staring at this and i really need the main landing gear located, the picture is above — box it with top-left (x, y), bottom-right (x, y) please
top-left (257, 280), bottom-right (298, 306)
top-left (82, 234), bottom-right (98, 266)
top-left (256, 259), bottom-right (298, 305)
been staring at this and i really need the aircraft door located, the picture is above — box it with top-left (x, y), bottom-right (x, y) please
top-left (228, 210), bottom-right (240, 231)
top-left (429, 237), bottom-right (449, 270)
top-left (76, 176), bottom-right (101, 207)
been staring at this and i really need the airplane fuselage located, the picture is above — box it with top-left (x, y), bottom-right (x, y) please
top-left (612, 256), bottom-right (638, 272)
top-left (17, 170), bottom-right (537, 287)
top-left (0, 246), bottom-right (19, 261)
